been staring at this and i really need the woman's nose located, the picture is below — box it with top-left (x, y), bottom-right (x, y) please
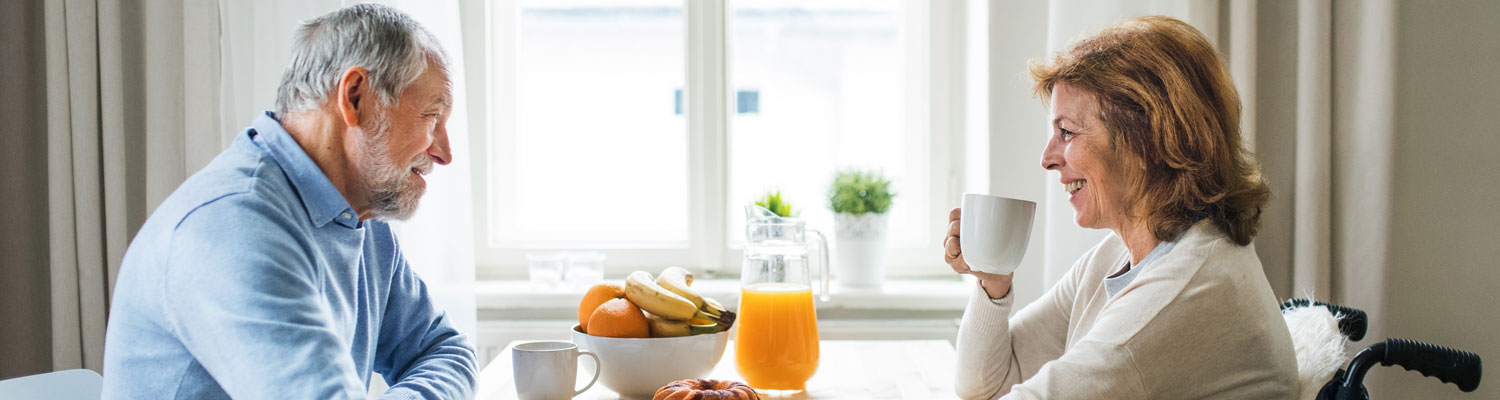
top-left (1040, 135), bottom-right (1063, 171)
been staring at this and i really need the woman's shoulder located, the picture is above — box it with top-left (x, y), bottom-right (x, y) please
top-left (1166, 221), bottom-right (1263, 275)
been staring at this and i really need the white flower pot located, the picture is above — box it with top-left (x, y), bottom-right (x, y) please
top-left (833, 212), bottom-right (889, 290)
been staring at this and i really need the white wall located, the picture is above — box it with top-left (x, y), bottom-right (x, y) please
top-left (977, 0), bottom-right (1050, 309)
top-left (1378, 1), bottom-right (1500, 397)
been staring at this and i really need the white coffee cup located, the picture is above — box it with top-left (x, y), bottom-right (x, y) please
top-left (512, 341), bottom-right (600, 400)
top-left (959, 193), bottom-right (1036, 275)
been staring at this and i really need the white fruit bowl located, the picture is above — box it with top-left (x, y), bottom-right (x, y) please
top-left (570, 325), bottom-right (730, 399)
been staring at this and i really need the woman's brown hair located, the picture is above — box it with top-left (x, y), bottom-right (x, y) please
top-left (1029, 15), bottom-right (1269, 246)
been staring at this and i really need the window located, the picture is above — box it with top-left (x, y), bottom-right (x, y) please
top-left (479, 0), bottom-right (963, 278)
top-left (490, 0), bottom-right (688, 247)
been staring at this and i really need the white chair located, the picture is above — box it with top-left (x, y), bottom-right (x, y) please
top-left (0, 369), bottom-right (103, 399)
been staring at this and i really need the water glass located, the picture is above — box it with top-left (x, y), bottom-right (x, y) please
top-left (526, 253), bottom-right (565, 287)
top-left (564, 252), bottom-right (606, 286)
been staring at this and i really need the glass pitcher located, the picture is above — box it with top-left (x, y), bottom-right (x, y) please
top-left (735, 205), bottom-right (830, 392)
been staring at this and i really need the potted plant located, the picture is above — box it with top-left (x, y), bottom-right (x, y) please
top-left (827, 169), bottom-right (895, 289)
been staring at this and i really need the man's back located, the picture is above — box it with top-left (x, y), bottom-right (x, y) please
top-left (101, 113), bottom-right (475, 399)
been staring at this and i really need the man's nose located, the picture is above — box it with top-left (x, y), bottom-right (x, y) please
top-left (428, 123), bottom-right (452, 166)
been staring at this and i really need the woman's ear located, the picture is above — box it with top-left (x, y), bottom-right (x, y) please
top-left (336, 66), bottom-right (370, 128)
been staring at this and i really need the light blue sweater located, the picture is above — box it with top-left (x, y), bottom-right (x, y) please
top-left (102, 112), bottom-right (476, 399)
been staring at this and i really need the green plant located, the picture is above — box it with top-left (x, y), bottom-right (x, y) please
top-left (828, 169), bottom-right (895, 215)
top-left (754, 190), bottom-right (797, 217)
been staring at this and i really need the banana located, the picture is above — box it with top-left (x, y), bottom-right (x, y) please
top-left (660, 266), bottom-right (695, 286)
top-left (656, 266), bottom-right (705, 308)
top-left (646, 313), bottom-right (720, 337)
top-left (701, 297), bottom-right (730, 317)
top-left (656, 266), bottom-right (734, 319)
top-left (625, 271), bottom-right (720, 322)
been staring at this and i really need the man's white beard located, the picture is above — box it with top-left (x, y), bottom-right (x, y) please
top-left (358, 112), bottom-right (431, 221)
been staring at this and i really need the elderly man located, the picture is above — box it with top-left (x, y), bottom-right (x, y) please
top-left (101, 4), bottom-right (475, 398)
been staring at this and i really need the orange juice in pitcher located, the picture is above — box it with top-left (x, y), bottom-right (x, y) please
top-left (736, 283), bottom-right (819, 389)
top-left (735, 205), bottom-right (830, 392)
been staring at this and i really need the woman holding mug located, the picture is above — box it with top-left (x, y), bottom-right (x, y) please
top-left (944, 16), bottom-right (1296, 399)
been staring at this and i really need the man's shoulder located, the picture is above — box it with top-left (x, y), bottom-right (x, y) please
top-left (143, 141), bottom-right (307, 241)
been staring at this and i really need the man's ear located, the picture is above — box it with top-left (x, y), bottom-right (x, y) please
top-left (336, 66), bottom-right (370, 128)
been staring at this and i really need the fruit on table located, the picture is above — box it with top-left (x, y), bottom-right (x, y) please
top-left (574, 270), bottom-right (738, 338)
top-left (625, 271), bottom-right (734, 325)
top-left (654, 266), bottom-right (701, 307)
top-left (578, 283), bottom-right (625, 332)
top-left (646, 313), bottom-right (720, 338)
top-left (586, 298), bottom-right (650, 338)
top-left (656, 266), bottom-right (733, 319)
top-left (700, 297), bottom-right (733, 322)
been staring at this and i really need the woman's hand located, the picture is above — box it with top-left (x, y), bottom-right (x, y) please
top-left (945, 207), bottom-right (1014, 299)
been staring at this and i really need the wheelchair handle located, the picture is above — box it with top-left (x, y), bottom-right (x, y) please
top-left (1343, 338), bottom-right (1482, 393)
top-left (1281, 298), bottom-right (1368, 341)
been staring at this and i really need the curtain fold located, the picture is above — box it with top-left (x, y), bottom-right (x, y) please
top-left (46, 0), bottom-right (108, 372)
top-left (1292, 0), bottom-right (1333, 299)
top-left (1, 0), bottom-right (55, 381)
top-left (43, 0), bottom-right (221, 373)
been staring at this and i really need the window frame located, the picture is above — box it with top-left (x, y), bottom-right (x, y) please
top-left (471, 0), bottom-right (968, 280)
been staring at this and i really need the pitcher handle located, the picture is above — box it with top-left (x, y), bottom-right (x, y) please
top-left (809, 229), bottom-right (831, 302)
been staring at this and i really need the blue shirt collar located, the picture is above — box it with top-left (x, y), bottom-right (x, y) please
top-left (248, 111), bottom-right (362, 229)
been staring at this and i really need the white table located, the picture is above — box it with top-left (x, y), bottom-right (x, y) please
top-left (476, 340), bottom-right (958, 399)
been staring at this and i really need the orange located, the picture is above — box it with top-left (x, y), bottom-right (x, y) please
top-left (578, 282), bottom-right (626, 332)
top-left (586, 298), bottom-right (650, 338)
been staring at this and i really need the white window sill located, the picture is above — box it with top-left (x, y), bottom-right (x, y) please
top-left (476, 277), bottom-right (973, 313)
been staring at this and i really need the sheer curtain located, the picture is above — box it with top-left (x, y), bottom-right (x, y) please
top-left (371, 0), bottom-right (480, 341)
top-left (217, 0), bottom-right (479, 340)
top-left (33, 0), bottom-right (221, 375)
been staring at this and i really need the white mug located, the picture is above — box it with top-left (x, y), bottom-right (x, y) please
top-left (959, 193), bottom-right (1036, 275)
top-left (512, 341), bottom-right (600, 400)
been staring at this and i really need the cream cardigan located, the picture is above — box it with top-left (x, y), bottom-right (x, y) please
top-left (955, 222), bottom-right (1298, 399)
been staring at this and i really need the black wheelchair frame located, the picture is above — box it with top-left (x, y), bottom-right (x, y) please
top-left (1280, 299), bottom-right (1483, 400)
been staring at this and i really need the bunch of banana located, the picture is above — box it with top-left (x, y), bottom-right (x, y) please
top-left (624, 271), bottom-right (735, 326)
top-left (655, 266), bottom-right (735, 323)
top-left (646, 313), bottom-right (721, 338)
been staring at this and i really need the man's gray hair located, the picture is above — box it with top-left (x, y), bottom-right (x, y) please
top-left (275, 3), bottom-right (448, 117)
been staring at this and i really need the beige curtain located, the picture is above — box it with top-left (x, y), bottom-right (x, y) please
top-left (1234, 0), bottom-right (1398, 334)
top-left (0, 0), bottom-right (53, 381)
top-left (29, 0), bottom-right (223, 375)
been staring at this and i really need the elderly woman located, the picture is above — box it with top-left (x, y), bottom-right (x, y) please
top-left (944, 16), bottom-right (1297, 399)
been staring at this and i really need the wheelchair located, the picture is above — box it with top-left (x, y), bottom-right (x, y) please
top-left (1280, 299), bottom-right (1483, 400)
